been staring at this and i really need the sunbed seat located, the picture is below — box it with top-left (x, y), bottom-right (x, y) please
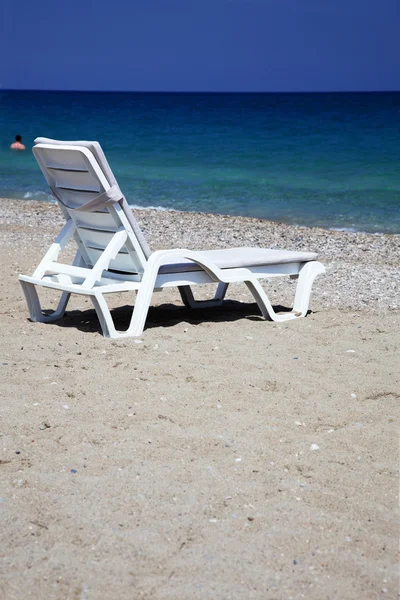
top-left (158, 248), bottom-right (318, 274)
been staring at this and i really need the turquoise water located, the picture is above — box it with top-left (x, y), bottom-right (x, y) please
top-left (1, 90), bottom-right (399, 233)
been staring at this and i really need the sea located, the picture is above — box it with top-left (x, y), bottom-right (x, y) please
top-left (1, 90), bottom-right (399, 234)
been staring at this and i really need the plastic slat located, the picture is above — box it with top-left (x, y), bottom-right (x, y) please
top-left (85, 247), bottom-right (139, 273)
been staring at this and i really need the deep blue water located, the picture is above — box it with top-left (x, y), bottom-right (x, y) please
top-left (1, 90), bottom-right (399, 233)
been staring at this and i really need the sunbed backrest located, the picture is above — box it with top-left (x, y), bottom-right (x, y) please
top-left (33, 141), bottom-right (150, 276)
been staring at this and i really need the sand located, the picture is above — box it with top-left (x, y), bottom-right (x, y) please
top-left (0, 198), bottom-right (399, 599)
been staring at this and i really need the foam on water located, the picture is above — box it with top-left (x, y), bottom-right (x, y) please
top-left (23, 190), bottom-right (52, 201)
top-left (129, 203), bottom-right (175, 212)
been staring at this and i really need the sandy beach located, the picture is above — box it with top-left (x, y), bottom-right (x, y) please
top-left (0, 197), bottom-right (399, 599)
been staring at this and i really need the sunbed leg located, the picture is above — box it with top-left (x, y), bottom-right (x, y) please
top-left (178, 282), bottom-right (229, 308)
top-left (90, 293), bottom-right (118, 338)
top-left (51, 291), bottom-right (71, 319)
top-left (215, 282), bottom-right (229, 301)
top-left (244, 280), bottom-right (277, 320)
top-left (292, 261), bottom-right (325, 317)
top-left (126, 280), bottom-right (155, 337)
top-left (91, 287), bottom-right (153, 339)
top-left (245, 261), bottom-right (325, 322)
top-left (20, 280), bottom-right (71, 323)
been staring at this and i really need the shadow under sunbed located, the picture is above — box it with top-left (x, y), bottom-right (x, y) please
top-left (45, 300), bottom-right (297, 336)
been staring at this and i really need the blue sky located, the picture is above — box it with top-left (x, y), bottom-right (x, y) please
top-left (1, 0), bottom-right (400, 92)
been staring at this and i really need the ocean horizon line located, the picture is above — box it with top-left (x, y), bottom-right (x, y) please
top-left (2, 88), bottom-right (400, 95)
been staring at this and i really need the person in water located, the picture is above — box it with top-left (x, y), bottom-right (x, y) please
top-left (10, 135), bottom-right (26, 151)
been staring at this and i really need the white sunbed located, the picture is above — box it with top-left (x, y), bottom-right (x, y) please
top-left (19, 138), bottom-right (325, 338)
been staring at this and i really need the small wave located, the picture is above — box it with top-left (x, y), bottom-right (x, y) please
top-left (128, 203), bottom-right (176, 212)
top-left (328, 226), bottom-right (359, 233)
top-left (328, 226), bottom-right (388, 235)
top-left (128, 203), bottom-right (212, 217)
top-left (23, 191), bottom-right (55, 203)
